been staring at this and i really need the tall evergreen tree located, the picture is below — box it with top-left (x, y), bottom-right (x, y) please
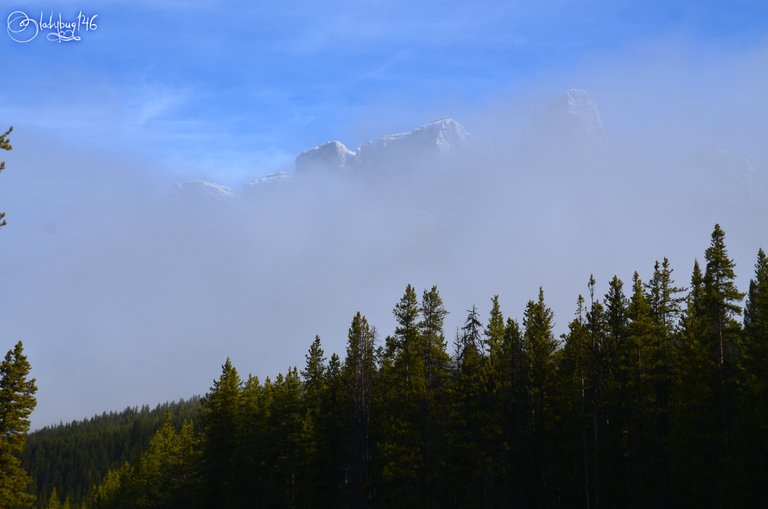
top-left (669, 260), bottom-right (715, 507)
top-left (522, 288), bottom-right (558, 507)
top-left (702, 224), bottom-right (745, 505)
top-left (0, 341), bottom-right (37, 508)
top-left (742, 248), bottom-right (768, 505)
top-left (447, 306), bottom-right (488, 507)
top-left (455, 305), bottom-right (483, 361)
top-left (559, 294), bottom-right (591, 508)
top-left (199, 358), bottom-right (243, 508)
top-left (743, 249), bottom-right (768, 380)
top-left (481, 295), bottom-right (508, 504)
top-left (343, 313), bottom-right (376, 508)
top-left (584, 276), bottom-right (609, 509)
top-left (417, 287), bottom-right (450, 504)
top-left (602, 276), bottom-right (633, 505)
top-left (0, 126), bottom-right (12, 228)
top-left (376, 285), bottom-right (427, 507)
top-left (702, 225), bottom-right (744, 375)
top-left (300, 336), bottom-right (331, 507)
top-left (502, 316), bottom-right (529, 507)
top-left (644, 259), bottom-right (684, 506)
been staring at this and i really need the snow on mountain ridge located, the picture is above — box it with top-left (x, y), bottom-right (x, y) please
top-left (562, 89), bottom-right (604, 138)
top-left (291, 118), bottom-right (473, 173)
top-left (175, 180), bottom-right (236, 200)
top-left (295, 140), bottom-right (357, 172)
top-left (246, 171), bottom-right (292, 186)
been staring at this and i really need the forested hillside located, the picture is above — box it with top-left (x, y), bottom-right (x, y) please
top-left (22, 224), bottom-right (768, 508)
top-left (22, 399), bottom-right (201, 508)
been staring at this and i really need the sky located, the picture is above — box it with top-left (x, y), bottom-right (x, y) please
top-left (1, 0), bottom-right (768, 428)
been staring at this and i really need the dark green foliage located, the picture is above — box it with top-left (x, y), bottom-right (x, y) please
top-left (343, 313), bottom-right (375, 507)
top-left (0, 126), bottom-right (13, 227)
top-left (743, 248), bottom-right (768, 505)
top-left (89, 413), bottom-right (200, 509)
top-left (22, 399), bottom-right (201, 508)
top-left (0, 341), bottom-right (37, 508)
top-left (19, 225), bottom-right (768, 508)
top-left (199, 358), bottom-right (243, 508)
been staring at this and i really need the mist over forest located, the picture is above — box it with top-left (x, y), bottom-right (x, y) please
top-left (1, 42), bottom-right (767, 429)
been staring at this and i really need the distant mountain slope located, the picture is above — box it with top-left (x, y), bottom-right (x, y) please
top-left (22, 398), bottom-right (201, 508)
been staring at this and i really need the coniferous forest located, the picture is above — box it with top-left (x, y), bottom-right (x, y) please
top-left (5, 224), bottom-right (766, 508)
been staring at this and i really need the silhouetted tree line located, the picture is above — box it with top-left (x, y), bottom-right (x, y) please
top-left (23, 225), bottom-right (768, 508)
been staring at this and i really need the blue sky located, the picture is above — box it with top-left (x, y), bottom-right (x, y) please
top-left (3, 0), bottom-right (767, 184)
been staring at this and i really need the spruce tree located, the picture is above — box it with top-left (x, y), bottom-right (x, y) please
top-left (559, 294), bottom-right (592, 507)
top-left (481, 295), bottom-right (507, 503)
top-left (602, 276), bottom-right (633, 505)
top-left (300, 336), bottom-right (329, 506)
top-left (0, 126), bottom-right (12, 228)
top-left (625, 272), bottom-right (657, 504)
top-left (744, 249), bottom-right (768, 378)
top-left (47, 486), bottom-right (61, 509)
top-left (670, 260), bottom-right (714, 506)
top-left (418, 287), bottom-right (450, 503)
top-left (742, 249), bottom-right (768, 505)
top-left (447, 306), bottom-right (487, 506)
top-left (702, 224), bottom-right (744, 375)
top-left (0, 341), bottom-right (37, 508)
top-left (200, 358), bottom-right (243, 508)
top-left (343, 313), bottom-right (376, 508)
top-left (377, 285), bottom-right (426, 507)
top-left (502, 316), bottom-right (528, 507)
top-left (643, 259), bottom-right (684, 504)
top-left (522, 288), bottom-right (558, 506)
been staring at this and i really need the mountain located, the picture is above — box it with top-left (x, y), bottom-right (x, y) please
top-left (355, 117), bottom-right (473, 168)
top-left (548, 88), bottom-right (604, 139)
top-left (173, 89), bottom-right (604, 196)
top-left (174, 180), bottom-right (236, 200)
top-left (294, 117), bottom-right (474, 173)
top-left (295, 141), bottom-right (357, 173)
top-left (245, 171), bottom-right (292, 186)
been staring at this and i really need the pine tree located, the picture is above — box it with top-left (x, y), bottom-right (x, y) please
top-left (644, 259), bottom-right (684, 505)
top-left (602, 276), bottom-right (632, 505)
top-left (447, 306), bottom-right (487, 506)
top-left (0, 341), bottom-right (37, 508)
top-left (455, 305), bottom-right (482, 361)
top-left (585, 276), bottom-right (608, 509)
top-left (702, 224), bottom-right (745, 504)
top-left (502, 316), bottom-right (528, 507)
top-left (267, 368), bottom-right (305, 508)
top-left (300, 336), bottom-right (329, 506)
top-left (376, 285), bottom-right (427, 507)
top-left (522, 288), bottom-right (558, 506)
top-left (0, 126), bottom-right (12, 228)
top-left (559, 294), bottom-right (592, 508)
top-left (625, 272), bottom-right (656, 505)
top-left (417, 287), bottom-right (450, 504)
top-left (481, 295), bottom-right (508, 504)
top-left (744, 249), bottom-right (768, 381)
top-left (703, 224), bottom-right (744, 377)
top-left (199, 358), bottom-right (243, 508)
top-left (669, 260), bottom-right (714, 506)
top-left (343, 313), bottom-right (376, 508)
top-left (47, 486), bottom-right (61, 509)
top-left (742, 248), bottom-right (768, 505)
